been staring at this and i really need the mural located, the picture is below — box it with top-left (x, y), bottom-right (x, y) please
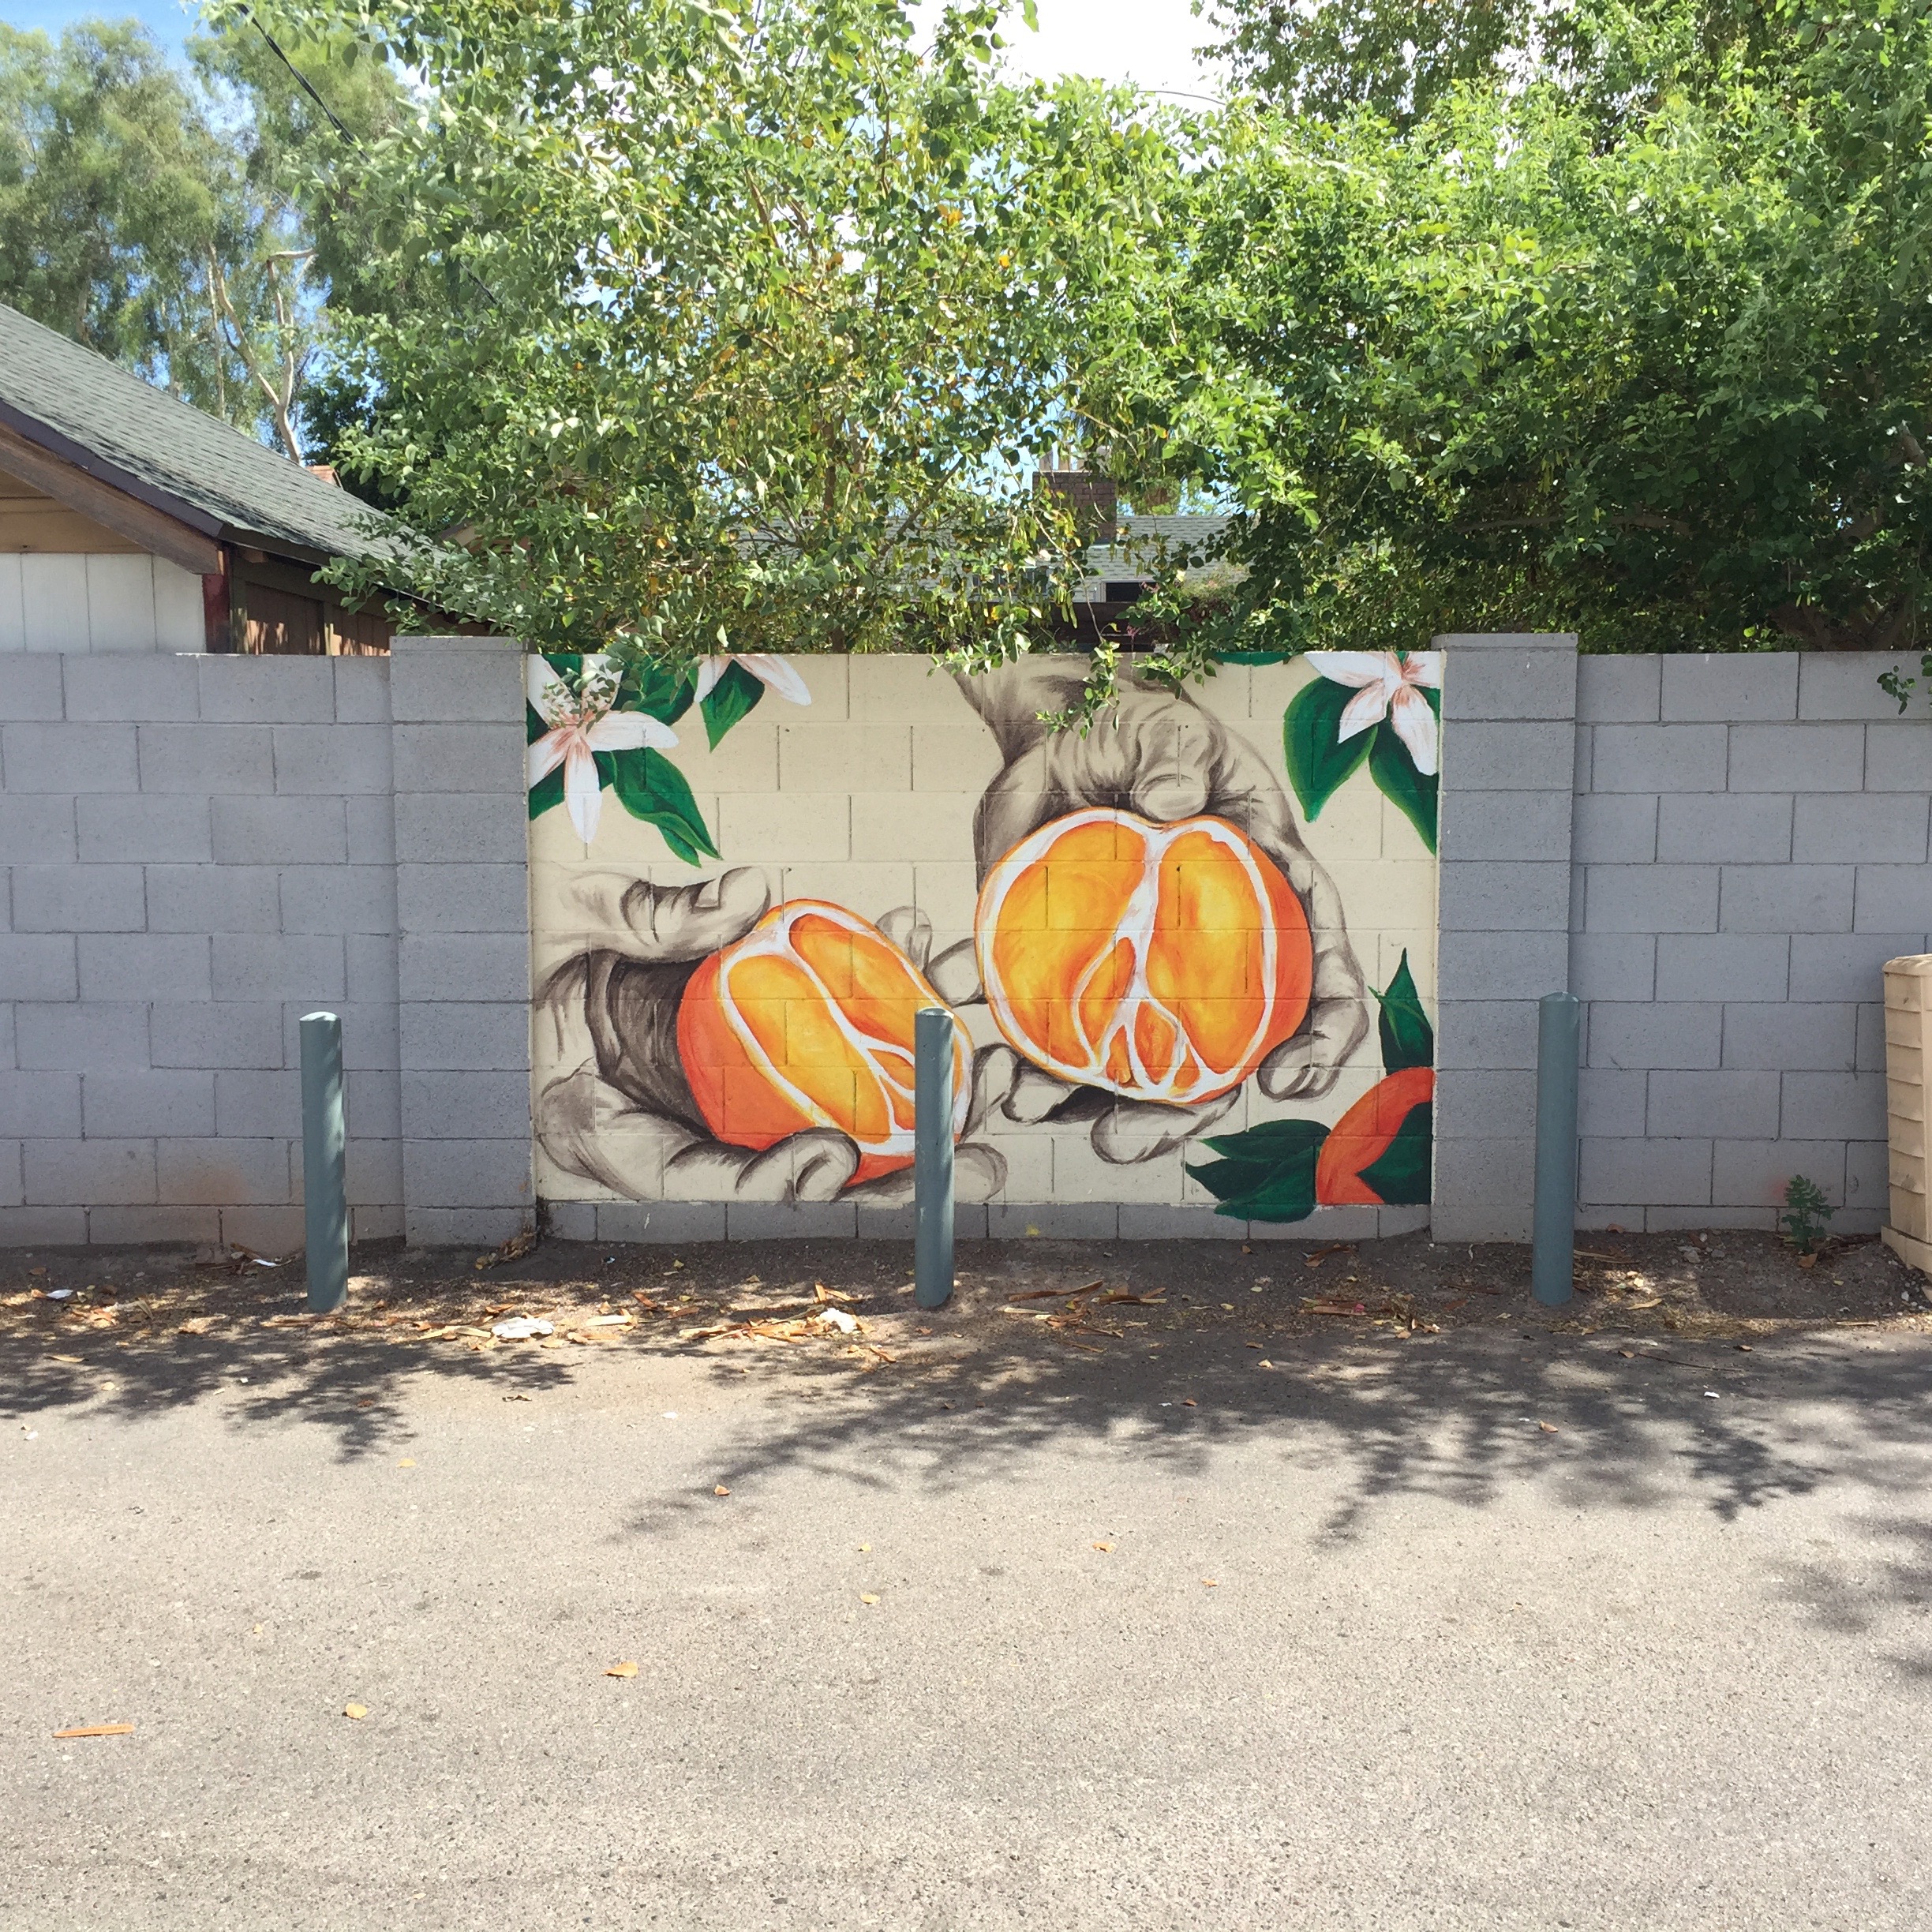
top-left (528, 651), bottom-right (1440, 1222)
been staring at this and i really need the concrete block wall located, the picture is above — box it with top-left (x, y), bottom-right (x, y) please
top-left (0, 639), bottom-right (534, 1249)
top-left (1570, 652), bottom-right (1922, 1234)
top-left (1432, 634), bottom-right (1578, 1241)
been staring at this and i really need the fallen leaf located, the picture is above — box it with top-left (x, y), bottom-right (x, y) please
top-left (859, 1593), bottom-right (880, 1606)
top-left (343, 1704), bottom-right (368, 1720)
top-left (502, 1392), bottom-right (531, 1402)
top-left (1200, 1579), bottom-right (1218, 1589)
top-left (605, 1662), bottom-right (638, 1679)
top-left (53, 1724), bottom-right (133, 1739)
top-left (1093, 1290), bottom-right (1165, 1307)
top-left (28, 1267), bottom-right (46, 1277)
top-left (584, 1312), bottom-right (634, 1329)
top-left (1244, 1342), bottom-right (1264, 1350)
top-left (713, 1485), bottom-right (730, 1497)
top-left (1091, 1541), bottom-right (1114, 1552)
top-left (397, 1458), bottom-right (415, 1468)
top-left (1442, 1297), bottom-right (1470, 1312)
top-left (1538, 1421), bottom-right (1559, 1434)
top-left (1181, 1398), bottom-right (1197, 1408)
top-left (1258, 1359), bottom-right (1275, 1368)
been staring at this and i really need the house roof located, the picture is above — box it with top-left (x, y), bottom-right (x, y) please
top-left (0, 299), bottom-right (391, 566)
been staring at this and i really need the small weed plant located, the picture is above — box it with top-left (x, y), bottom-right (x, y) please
top-left (1780, 1175), bottom-right (1834, 1257)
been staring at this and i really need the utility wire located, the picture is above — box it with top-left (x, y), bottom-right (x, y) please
top-left (239, 6), bottom-right (354, 142)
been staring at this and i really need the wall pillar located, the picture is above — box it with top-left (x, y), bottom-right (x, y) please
top-left (390, 636), bottom-right (534, 1246)
top-left (1431, 633), bottom-right (1580, 1242)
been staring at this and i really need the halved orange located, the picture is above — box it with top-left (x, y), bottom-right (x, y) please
top-left (974, 807), bottom-right (1312, 1106)
top-left (677, 900), bottom-right (969, 1181)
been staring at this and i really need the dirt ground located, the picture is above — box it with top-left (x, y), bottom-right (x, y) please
top-left (4, 1224), bottom-right (1927, 1382)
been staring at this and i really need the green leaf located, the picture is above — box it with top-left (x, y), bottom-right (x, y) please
top-left (1356, 1101), bottom-right (1432, 1206)
top-left (608, 746), bottom-right (719, 865)
top-left (1368, 713), bottom-right (1438, 852)
top-left (624, 660), bottom-right (695, 725)
top-left (1185, 1118), bottom-right (1327, 1223)
top-left (1375, 950), bottom-right (1434, 1072)
top-left (528, 757), bottom-right (564, 821)
top-left (1219, 650), bottom-right (1291, 665)
top-left (1283, 674), bottom-right (1372, 822)
top-left (698, 659), bottom-right (766, 748)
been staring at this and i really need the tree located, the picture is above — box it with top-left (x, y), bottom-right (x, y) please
top-left (1103, 1), bottom-right (1932, 667)
top-left (210, 0), bottom-right (1181, 674)
top-left (0, 15), bottom-right (406, 462)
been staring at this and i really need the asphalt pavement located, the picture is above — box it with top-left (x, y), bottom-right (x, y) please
top-left (6, 1304), bottom-right (1932, 1929)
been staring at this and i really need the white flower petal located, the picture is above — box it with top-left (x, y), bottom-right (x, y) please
top-left (691, 657), bottom-right (726, 702)
top-left (527, 725), bottom-right (572, 788)
top-left (526, 657), bottom-right (575, 728)
top-left (739, 653), bottom-right (812, 706)
top-left (1336, 680), bottom-right (1393, 743)
top-left (586, 711), bottom-right (678, 752)
top-left (1402, 650), bottom-right (1444, 690)
top-left (562, 737), bottom-right (605, 844)
top-left (1305, 650), bottom-right (1398, 691)
top-left (1389, 683), bottom-right (1440, 776)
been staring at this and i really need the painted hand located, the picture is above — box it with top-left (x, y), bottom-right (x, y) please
top-left (954, 659), bottom-right (1369, 1157)
top-left (533, 869), bottom-right (1007, 1204)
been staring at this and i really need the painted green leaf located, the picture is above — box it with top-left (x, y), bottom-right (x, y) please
top-left (1219, 650), bottom-right (1292, 665)
top-left (698, 659), bottom-right (766, 748)
top-left (1357, 1100), bottom-right (1432, 1206)
top-left (1375, 950), bottom-right (1435, 1072)
top-left (1185, 1118), bottom-right (1328, 1223)
top-left (1369, 713), bottom-right (1438, 851)
top-left (608, 745), bottom-right (719, 864)
top-left (528, 758), bottom-right (564, 821)
top-left (1283, 674), bottom-right (1372, 822)
top-left (625, 659), bottom-right (695, 725)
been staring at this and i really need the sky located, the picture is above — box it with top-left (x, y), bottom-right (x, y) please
top-left (15, 0), bottom-right (1225, 99)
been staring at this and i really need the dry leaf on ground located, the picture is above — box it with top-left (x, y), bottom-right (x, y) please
top-left (53, 1724), bottom-right (133, 1739)
top-left (343, 1704), bottom-right (368, 1720)
top-left (605, 1662), bottom-right (638, 1679)
top-left (713, 1485), bottom-right (730, 1497)
top-left (859, 1593), bottom-right (880, 1606)
top-left (1091, 1542), bottom-right (1114, 1552)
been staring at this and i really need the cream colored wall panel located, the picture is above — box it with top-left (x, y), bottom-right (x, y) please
top-left (911, 720), bottom-right (1005, 795)
top-left (21, 555), bottom-right (88, 651)
top-left (83, 554), bottom-right (159, 650)
top-left (0, 555), bottom-right (24, 650)
top-left (716, 791), bottom-right (852, 862)
top-left (847, 651), bottom-right (959, 721)
top-left (780, 720), bottom-right (911, 792)
top-left (851, 791), bottom-right (980, 864)
top-left (153, 558), bottom-right (205, 651)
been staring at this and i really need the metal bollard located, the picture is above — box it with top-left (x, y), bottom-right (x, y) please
top-left (1531, 991), bottom-right (1581, 1307)
top-left (913, 1005), bottom-right (956, 1311)
top-left (300, 1010), bottom-right (349, 1314)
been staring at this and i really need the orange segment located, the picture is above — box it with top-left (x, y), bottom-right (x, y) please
top-left (975, 808), bottom-right (1312, 1106)
top-left (677, 900), bottom-right (968, 1183)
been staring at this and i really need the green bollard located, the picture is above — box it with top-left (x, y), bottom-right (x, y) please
top-left (300, 1010), bottom-right (349, 1314)
top-left (914, 1005), bottom-right (955, 1311)
top-left (1532, 991), bottom-right (1580, 1308)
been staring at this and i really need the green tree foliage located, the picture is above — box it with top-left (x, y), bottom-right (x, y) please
top-left (0, 15), bottom-right (406, 462)
top-left (212, 0), bottom-right (1178, 668)
top-left (1106, 2), bottom-right (1932, 670)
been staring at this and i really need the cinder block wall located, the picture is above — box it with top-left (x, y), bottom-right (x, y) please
top-left (1570, 653), bottom-right (1925, 1234)
top-left (0, 641), bottom-right (534, 1250)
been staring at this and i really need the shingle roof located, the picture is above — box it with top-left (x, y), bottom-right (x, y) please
top-left (0, 299), bottom-right (391, 564)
